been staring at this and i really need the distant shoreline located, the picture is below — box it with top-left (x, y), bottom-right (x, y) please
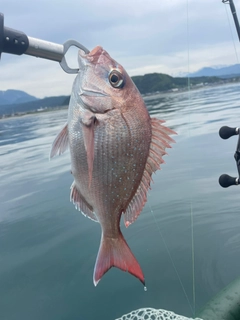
top-left (0, 106), bottom-right (68, 121)
top-left (1, 80), bottom-right (240, 121)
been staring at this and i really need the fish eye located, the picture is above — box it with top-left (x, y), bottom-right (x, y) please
top-left (109, 70), bottom-right (124, 88)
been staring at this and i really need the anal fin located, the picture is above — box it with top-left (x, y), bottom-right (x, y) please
top-left (50, 123), bottom-right (68, 159)
top-left (70, 182), bottom-right (98, 222)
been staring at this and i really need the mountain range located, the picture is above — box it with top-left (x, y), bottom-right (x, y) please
top-left (0, 89), bottom-right (39, 106)
top-left (0, 94), bottom-right (70, 117)
top-left (1, 64), bottom-right (240, 117)
top-left (189, 64), bottom-right (240, 77)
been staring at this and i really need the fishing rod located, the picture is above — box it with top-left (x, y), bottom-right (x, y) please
top-left (222, 0), bottom-right (240, 41)
top-left (0, 12), bottom-right (89, 74)
top-left (219, 126), bottom-right (240, 187)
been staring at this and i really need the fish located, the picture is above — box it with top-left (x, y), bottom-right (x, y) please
top-left (50, 45), bottom-right (176, 286)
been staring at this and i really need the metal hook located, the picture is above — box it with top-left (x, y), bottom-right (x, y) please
top-left (60, 40), bottom-right (89, 74)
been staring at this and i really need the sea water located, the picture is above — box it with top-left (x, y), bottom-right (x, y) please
top-left (1, 83), bottom-right (240, 320)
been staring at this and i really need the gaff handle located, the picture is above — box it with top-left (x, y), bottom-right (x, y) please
top-left (0, 12), bottom-right (89, 73)
top-left (219, 125), bottom-right (240, 188)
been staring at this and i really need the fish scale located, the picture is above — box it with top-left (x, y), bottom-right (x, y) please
top-left (87, 110), bottom-right (147, 224)
top-left (50, 45), bottom-right (176, 286)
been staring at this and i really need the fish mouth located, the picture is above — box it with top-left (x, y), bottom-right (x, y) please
top-left (78, 88), bottom-right (111, 114)
top-left (79, 46), bottom-right (104, 62)
top-left (78, 46), bottom-right (109, 99)
top-left (77, 46), bottom-right (112, 113)
top-left (78, 46), bottom-right (104, 69)
top-left (79, 88), bottom-right (108, 98)
top-left (88, 46), bottom-right (103, 56)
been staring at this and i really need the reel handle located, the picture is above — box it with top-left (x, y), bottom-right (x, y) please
top-left (219, 125), bottom-right (240, 188)
top-left (219, 126), bottom-right (239, 139)
top-left (219, 174), bottom-right (239, 188)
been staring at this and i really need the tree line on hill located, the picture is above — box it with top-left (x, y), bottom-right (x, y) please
top-left (131, 73), bottom-right (224, 94)
top-left (0, 72), bottom-right (238, 117)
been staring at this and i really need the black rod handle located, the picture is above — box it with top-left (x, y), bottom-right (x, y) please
top-left (3, 26), bottom-right (29, 55)
top-left (219, 174), bottom-right (239, 188)
top-left (0, 12), bottom-right (63, 60)
top-left (0, 13), bottom-right (29, 56)
top-left (0, 12), bottom-right (90, 73)
top-left (219, 126), bottom-right (239, 139)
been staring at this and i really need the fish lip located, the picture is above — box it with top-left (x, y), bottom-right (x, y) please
top-left (78, 46), bottom-right (103, 67)
top-left (77, 90), bottom-right (113, 114)
top-left (79, 46), bottom-right (103, 60)
top-left (78, 47), bottom-right (109, 98)
top-left (79, 89), bottom-right (109, 98)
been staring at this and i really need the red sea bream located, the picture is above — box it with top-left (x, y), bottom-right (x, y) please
top-left (50, 46), bottom-right (175, 286)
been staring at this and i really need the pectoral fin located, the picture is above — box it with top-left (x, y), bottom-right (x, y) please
top-left (50, 123), bottom-right (68, 159)
top-left (81, 111), bottom-right (96, 187)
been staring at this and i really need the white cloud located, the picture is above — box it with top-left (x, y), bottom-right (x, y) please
top-left (0, 0), bottom-right (240, 97)
top-left (0, 54), bottom-right (76, 98)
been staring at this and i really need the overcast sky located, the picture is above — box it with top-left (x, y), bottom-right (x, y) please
top-left (1, 0), bottom-right (240, 98)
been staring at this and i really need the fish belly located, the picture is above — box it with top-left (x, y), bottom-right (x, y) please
top-left (68, 107), bottom-right (151, 228)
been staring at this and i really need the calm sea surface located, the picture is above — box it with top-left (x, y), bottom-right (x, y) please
top-left (1, 83), bottom-right (240, 320)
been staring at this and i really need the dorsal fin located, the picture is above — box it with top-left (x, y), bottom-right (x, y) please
top-left (124, 118), bottom-right (176, 227)
top-left (70, 182), bottom-right (98, 222)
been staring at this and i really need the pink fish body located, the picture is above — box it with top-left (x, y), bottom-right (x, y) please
top-left (50, 46), bottom-right (175, 286)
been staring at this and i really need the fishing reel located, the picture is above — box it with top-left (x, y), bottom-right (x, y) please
top-left (219, 126), bottom-right (240, 187)
top-left (0, 12), bottom-right (89, 73)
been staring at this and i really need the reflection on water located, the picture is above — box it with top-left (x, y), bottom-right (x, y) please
top-left (146, 83), bottom-right (240, 137)
top-left (1, 83), bottom-right (240, 320)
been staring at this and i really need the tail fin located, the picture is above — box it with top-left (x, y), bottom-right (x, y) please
top-left (93, 232), bottom-right (145, 286)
